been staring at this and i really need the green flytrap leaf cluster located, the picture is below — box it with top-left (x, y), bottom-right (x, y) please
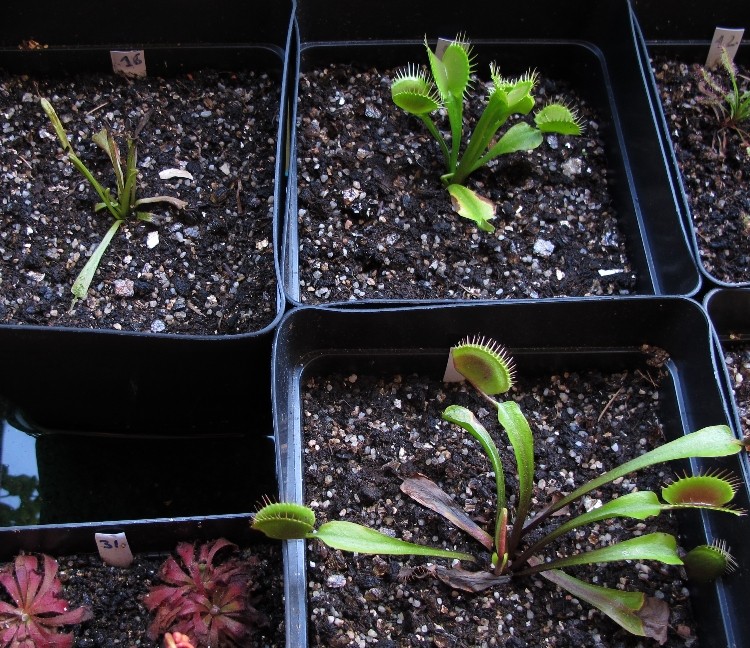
top-left (40, 98), bottom-right (187, 303)
top-left (390, 34), bottom-right (583, 232)
top-left (253, 336), bottom-right (748, 644)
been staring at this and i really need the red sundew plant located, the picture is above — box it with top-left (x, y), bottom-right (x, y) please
top-left (143, 538), bottom-right (267, 648)
top-left (0, 553), bottom-right (93, 648)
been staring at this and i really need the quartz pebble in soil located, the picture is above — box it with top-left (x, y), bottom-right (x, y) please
top-left (650, 56), bottom-right (750, 284)
top-left (0, 69), bottom-right (279, 335)
top-left (295, 64), bottom-right (636, 303)
top-left (301, 361), bottom-right (700, 647)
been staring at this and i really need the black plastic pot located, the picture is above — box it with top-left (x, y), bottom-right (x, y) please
top-left (704, 288), bottom-right (750, 453)
top-left (0, 0), bottom-right (295, 433)
top-left (631, 1), bottom-right (750, 291)
top-left (273, 298), bottom-right (750, 648)
top-left (282, 0), bottom-right (700, 308)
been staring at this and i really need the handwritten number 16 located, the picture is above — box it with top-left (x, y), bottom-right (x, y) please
top-left (119, 52), bottom-right (143, 68)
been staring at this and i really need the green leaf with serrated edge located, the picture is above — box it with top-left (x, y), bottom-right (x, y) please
top-left (505, 81), bottom-right (535, 115)
top-left (71, 220), bottom-right (123, 300)
top-left (661, 474), bottom-right (737, 507)
top-left (539, 567), bottom-right (669, 643)
top-left (520, 533), bottom-right (682, 576)
top-left (252, 502), bottom-right (316, 540)
top-left (446, 184), bottom-right (495, 232)
top-left (313, 521), bottom-right (475, 561)
top-left (426, 39), bottom-right (466, 171)
top-left (392, 89), bottom-right (441, 116)
top-left (497, 401), bottom-right (535, 555)
top-left (438, 41), bottom-right (472, 99)
top-left (426, 39), bottom-right (470, 101)
top-left (442, 405), bottom-right (505, 541)
top-left (534, 103), bottom-right (582, 135)
top-left (517, 491), bottom-right (664, 565)
top-left (523, 425), bottom-right (742, 537)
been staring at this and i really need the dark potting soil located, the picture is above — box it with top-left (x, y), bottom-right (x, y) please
top-left (0, 542), bottom-right (285, 648)
top-left (0, 68), bottom-right (279, 335)
top-left (295, 64), bottom-right (636, 303)
top-left (301, 359), bottom-right (710, 647)
top-left (650, 55), bottom-right (750, 284)
top-left (724, 345), bottom-right (750, 438)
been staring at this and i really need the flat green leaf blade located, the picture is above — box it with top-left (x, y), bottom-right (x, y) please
top-left (313, 521), bottom-right (474, 561)
top-left (489, 122), bottom-right (543, 156)
top-left (40, 98), bottom-right (72, 151)
top-left (525, 491), bottom-right (664, 557)
top-left (442, 405), bottom-right (504, 511)
top-left (546, 425), bottom-right (741, 517)
top-left (71, 220), bottom-right (122, 300)
top-left (446, 184), bottom-right (495, 233)
top-left (531, 533), bottom-right (682, 573)
top-left (497, 401), bottom-right (534, 550)
top-left (540, 568), bottom-right (669, 644)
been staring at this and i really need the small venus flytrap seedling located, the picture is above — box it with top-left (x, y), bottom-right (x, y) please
top-left (40, 98), bottom-right (187, 303)
top-left (698, 46), bottom-right (750, 151)
top-left (253, 336), bottom-right (748, 645)
top-left (391, 34), bottom-right (583, 232)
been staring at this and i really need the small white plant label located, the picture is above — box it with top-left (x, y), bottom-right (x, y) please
top-left (443, 347), bottom-right (464, 383)
top-left (95, 531), bottom-right (134, 567)
top-left (110, 50), bottom-right (147, 77)
top-left (435, 38), bottom-right (452, 60)
top-left (706, 27), bottom-right (744, 68)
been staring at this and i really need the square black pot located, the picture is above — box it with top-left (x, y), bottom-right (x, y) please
top-left (0, 0), bottom-right (295, 432)
top-left (282, 0), bottom-right (700, 307)
top-left (273, 298), bottom-right (750, 648)
top-left (631, 1), bottom-right (750, 291)
top-left (704, 288), bottom-right (750, 445)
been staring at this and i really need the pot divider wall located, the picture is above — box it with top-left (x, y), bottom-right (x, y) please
top-left (273, 298), bottom-right (750, 648)
top-left (283, 0), bottom-right (700, 307)
top-left (631, 1), bottom-right (750, 291)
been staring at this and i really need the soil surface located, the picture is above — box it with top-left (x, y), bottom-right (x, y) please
top-left (0, 541), bottom-right (285, 648)
top-left (301, 356), bottom-right (710, 647)
top-left (0, 68), bottom-right (279, 335)
top-left (650, 56), bottom-right (750, 285)
top-left (294, 63), bottom-right (636, 303)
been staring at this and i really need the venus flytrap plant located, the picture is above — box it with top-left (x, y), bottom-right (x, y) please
top-left (253, 337), bottom-right (747, 644)
top-left (698, 47), bottom-right (750, 152)
top-left (40, 98), bottom-right (187, 303)
top-left (391, 35), bottom-right (582, 232)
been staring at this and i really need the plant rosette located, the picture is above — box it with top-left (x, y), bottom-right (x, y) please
top-left (0, 540), bottom-right (285, 647)
top-left (291, 40), bottom-right (641, 304)
top-left (0, 69), bottom-right (280, 335)
top-left (256, 339), bottom-right (745, 646)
